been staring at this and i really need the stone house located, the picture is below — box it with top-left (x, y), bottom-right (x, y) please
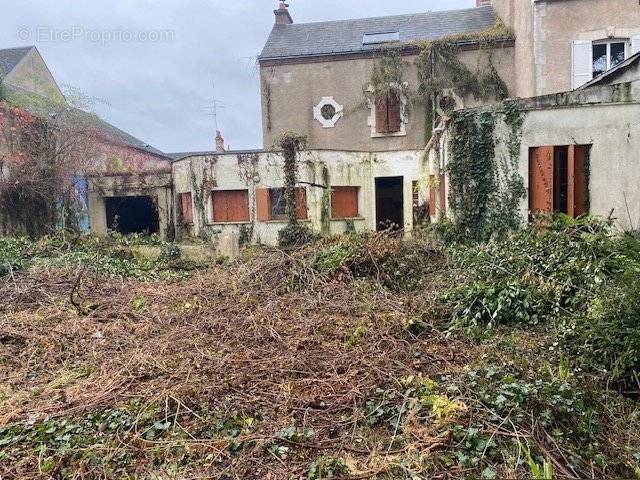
top-left (0, 46), bottom-right (174, 237)
top-left (174, 0), bottom-right (639, 245)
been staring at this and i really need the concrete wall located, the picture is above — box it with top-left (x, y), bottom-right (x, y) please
top-left (259, 45), bottom-right (516, 151)
top-left (441, 79), bottom-right (640, 230)
top-left (172, 149), bottom-right (427, 245)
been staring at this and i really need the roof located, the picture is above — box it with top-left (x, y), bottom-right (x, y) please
top-left (259, 6), bottom-right (499, 60)
top-left (578, 52), bottom-right (640, 90)
top-left (5, 84), bottom-right (169, 158)
top-left (169, 149), bottom-right (264, 161)
top-left (0, 46), bottom-right (33, 76)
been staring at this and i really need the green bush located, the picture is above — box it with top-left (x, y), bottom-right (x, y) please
top-left (0, 237), bottom-right (31, 276)
top-left (278, 223), bottom-right (314, 248)
top-left (445, 217), bottom-right (632, 329)
top-left (562, 270), bottom-right (640, 392)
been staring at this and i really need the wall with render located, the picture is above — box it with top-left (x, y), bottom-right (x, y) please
top-left (440, 79), bottom-right (640, 230)
top-left (171, 149), bottom-right (426, 246)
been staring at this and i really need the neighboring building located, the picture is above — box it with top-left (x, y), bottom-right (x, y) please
top-left (0, 45), bottom-right (174, 238)
top-left (492, 0), bottom-right (640, 96)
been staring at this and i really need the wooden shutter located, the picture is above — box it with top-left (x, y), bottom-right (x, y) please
top-left (256, 188), bottom-right (270, 221)
top-left (428, 175), bottom-right (436, 216)
top-left (212, 191), bottom-right (229, 223)
top-left (331, 187), bottom-right (359, 219)
top-left (569, 145), bottom-right (589, 217)
top-left (227, 190), bottom-right (250, 222)
top-left (375, 98), bottom-right (389, 133)
top-left (572, 40), bottom-right (593, 88)
top-left (179, 193), bottom-right (193, 224)
top-left (295, 188), bottom-right (308, 220)
top-left (529, 146), bottom-right (554, 214)
top-left (387, 92), bottom-right (402, 133)
top-left (631, 35), bottom-right (640, 56)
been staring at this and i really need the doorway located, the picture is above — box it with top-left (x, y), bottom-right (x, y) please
top-left (375, 176), bottom-right (404, 231)
top-left (105, 196), bottom-right (159, 235)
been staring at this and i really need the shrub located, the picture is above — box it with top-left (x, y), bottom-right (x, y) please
top-left (445, 217), bottom-right (631, 329)
top-left (0, 237), bottom-right (31, 276)
top-left (278, 223), bottom-right (314, 248)
top-left (562, 270), bottom-right (640, 393)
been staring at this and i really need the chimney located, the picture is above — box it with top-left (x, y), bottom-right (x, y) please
top-left (215, 130), bottom-right (225, 152)
top-left (274, 2), bottom-right (293, 25)
top-left (476, 0), bottom-right (492, 6)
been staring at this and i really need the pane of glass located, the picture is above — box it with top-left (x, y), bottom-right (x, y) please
top-left (270, 188), bottom-right (286, 217)
top-left (592, 43), bottom-right (607, 77)
top-left (610, 42), bottom-right (625, 68)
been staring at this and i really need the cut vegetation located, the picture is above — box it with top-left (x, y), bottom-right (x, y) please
top-left (0, 218), bottom-right (639, 479)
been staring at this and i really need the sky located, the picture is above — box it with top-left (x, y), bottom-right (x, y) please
top-left (1, 0), bottom-right (472, 154)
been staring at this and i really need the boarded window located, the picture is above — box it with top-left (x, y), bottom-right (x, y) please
top-left (529, 145), bottom-right (590, 218)
top-left (178, 192), bottom-right (193, 225)
top-left (211, 190), bottom-right (250, 223)
top-left (375, 90), bottom-right (402, 134)
top-left (331, 187), bottom-right (359, 219)
top-left (256, 187), bottom-right (307, 221)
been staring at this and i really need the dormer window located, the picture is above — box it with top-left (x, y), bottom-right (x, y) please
top-left (363, 32), bottom-right (400, 45)
top-left (592, 39), bottom-right (627, 78)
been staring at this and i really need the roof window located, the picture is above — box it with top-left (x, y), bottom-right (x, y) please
top-left (363, 32), bottom-right (400, 45)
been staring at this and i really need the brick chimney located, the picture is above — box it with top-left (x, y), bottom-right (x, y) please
top-left (215, 130), bottom-right (225, 152)
top-left (476, 0), bottom-right (492, 6)
top-left (274, 2), bottom-right (293, 25)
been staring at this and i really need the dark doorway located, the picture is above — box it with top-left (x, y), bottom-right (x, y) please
top-left (553, 146), bottom-right (569, 214)
top-left (375, 176), bottom-right (404, 231)
top-left (105, 196), bottom-right (159, 235)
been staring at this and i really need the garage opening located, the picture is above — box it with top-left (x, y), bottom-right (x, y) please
top-left (105, 196), bottom-right (159, 235)
top-left (375, 176), bottom-right (404, 231)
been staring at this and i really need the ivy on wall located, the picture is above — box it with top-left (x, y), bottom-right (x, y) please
top-left (447, 102), bottom-right (526, 242)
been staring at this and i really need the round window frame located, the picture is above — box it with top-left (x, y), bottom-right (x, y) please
top-left (313, 96), bottom-right (344, 128)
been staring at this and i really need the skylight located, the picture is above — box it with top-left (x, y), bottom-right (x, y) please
top-left (363, 32), bottom-right (400, 45)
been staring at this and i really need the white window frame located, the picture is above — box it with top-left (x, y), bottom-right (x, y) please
top-left (592, 38), bottom-right (629, 76)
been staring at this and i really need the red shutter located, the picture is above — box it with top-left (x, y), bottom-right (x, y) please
top-left (375, 97), bottom-right (389, 134)
top-left (227, 190), bottom-right (250, 222)
top-left (331, 187), bottom-right (359, 218)
top-left (387, 91), bottom-right (401, 133)
top-left (439, 174), bottom-right (446, 214)
top-left (529, 146), bottom-right (554, 214)
top-left (571, 145), bottom-right (589, 217)
top-left (180, 193), bottom-right (193, 224)
top-left (256, 188), bottom-right (270, 221)
top-left (428, 175), bottom-right (436, 216)
top-left (295, 188), bottom-right (308, 220)
top-left (212, 191), bottom-right (228, 223)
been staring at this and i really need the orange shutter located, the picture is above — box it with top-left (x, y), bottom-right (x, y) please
top-left (428, 175), bottom-right (436, 216)
top-left (375, 97), bottom-right (388, 134)
top-left (228, 190), bottom-right (250, 222)
top-left (295, 188), bottom-right (308, 220)
top-left (529, 146), bottom-right (554, 214)
top-left (570, 145), bottom-right (589, 217)
top-left (331, 187), bottom-right (359, 219)
top-left (256, 188), bottom-right (270, 221)
top-left (180, 193), bottom-right (193, 224)
top-left (212, 191), bottom-right (229, 222)
top-left (387, 92), bottom-right (401, 133)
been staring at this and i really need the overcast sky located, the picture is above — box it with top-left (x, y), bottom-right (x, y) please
top-left (1, 0), bottom-right (472, 154)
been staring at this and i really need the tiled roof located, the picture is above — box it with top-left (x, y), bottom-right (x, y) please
top-left (260, 6), bottom-right (498, 60)
top-left (0, 46), bottom-right (33, 76)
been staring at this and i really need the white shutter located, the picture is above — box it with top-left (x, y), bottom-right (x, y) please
top-left (631, 35), bottom-right (640, 55)
top-left (572, 40), bottom-right (593, 89)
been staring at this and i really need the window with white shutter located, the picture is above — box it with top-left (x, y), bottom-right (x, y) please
top-left (632, 35), bottom-right (640, 55)
top-left (572, 40), bottom-right (593, 89)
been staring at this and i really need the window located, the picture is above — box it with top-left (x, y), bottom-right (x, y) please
top-left (363, 32), bottom-right (400, 45)
top-left (211, 190), bottom-right (250, 223)
top-left (593, 40), bottom-right (627, 78)
top-left (331, 187), bottom-right (359, 219)
top-left (529, 145), bottom-right (590, 218)
top-left (375, 90), bottom-right (402, 134)
top-left (256, 187), bottom-right (307, 221)
top-left (178, 192), bottom-right (193, 225)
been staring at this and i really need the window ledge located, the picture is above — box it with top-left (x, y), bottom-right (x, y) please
top-left (330, 217), bottom-right (365, 221)
top-left (371, 131), bottom-right (407, 138)
top-left (207, 221), bottom-right (252, 226)
top-left (263, 219), bottom-right (312, 224)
